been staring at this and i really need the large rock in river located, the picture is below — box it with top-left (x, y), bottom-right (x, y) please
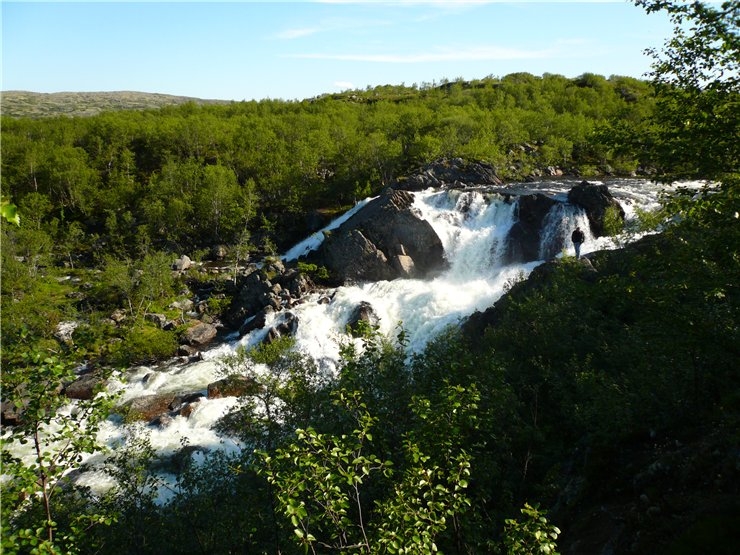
top-left (568, 181), bottom-right (625, 237)
top-left (313, 188), bottom-right (446, 283)
top-left (502, 193), bottom-right (559, 264)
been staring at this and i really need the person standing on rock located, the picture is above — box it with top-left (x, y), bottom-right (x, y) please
top-left (571, 226), bottom-right (585, 259)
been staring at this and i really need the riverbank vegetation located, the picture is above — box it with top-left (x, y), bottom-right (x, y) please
top-left (1, 0), bottom-right (737, 553)
top-left (1, 69), bottom-right (657, 368)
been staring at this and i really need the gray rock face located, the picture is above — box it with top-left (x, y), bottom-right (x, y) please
top-left (400, 157), bottom-right (503, 190)
top-left (182, 322), bottom-right (217, 346)
top-left (314, 188), bottom-right (446, 283)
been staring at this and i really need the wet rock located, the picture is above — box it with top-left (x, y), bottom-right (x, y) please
top-left (177, 344), bottom-right (201, 357)
top-left (568, 181), bottom-right (625, 237)
top-left (239, 305), bottom-right (275, 337)
top-left (182, 322), bottom-right (217, 347)
top-left (207, 376), bottom-right (259, 399)
top-left (502, 193), bottom-right (558, 264)
top-left (314, 188), bottom-right (446, 283)
top-left (263, 312), bottom-right (299, 344)
top-left (148, 413), bottom-right (174, 429)
top-left (347, 301), bottom-right (380, 337)
top-left (64, 373), bottom-right (106, 400)
top-left (123, 394), bottom-right (180, 422)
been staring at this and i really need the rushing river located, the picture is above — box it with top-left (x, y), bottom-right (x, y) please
top-left (6, 178), bottom-right (681, 499)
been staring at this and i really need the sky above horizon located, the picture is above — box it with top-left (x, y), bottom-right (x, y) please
top-left (2, 1), bottom-right (676, 102)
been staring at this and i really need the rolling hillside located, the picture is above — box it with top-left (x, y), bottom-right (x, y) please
top-left (0, 90), bottom-right (231, 118)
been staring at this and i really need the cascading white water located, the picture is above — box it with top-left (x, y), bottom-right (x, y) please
top-left (101, 181), bottom-right (665, 447)
top-left (4, 178), bottom-right (671, 498)
top-left (538, 202), bottom-right (591, 260)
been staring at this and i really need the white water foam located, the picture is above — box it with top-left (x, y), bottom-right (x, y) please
top-left (5, 179), bottom-right (672, 498)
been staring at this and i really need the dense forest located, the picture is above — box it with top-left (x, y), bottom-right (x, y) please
top-left (1, 1), bottom-right (738, 554)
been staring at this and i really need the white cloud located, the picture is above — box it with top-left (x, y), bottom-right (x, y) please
top-left (275, 16), bottom-right (392, 40)
top-left (334, 81), bottom-right (355, 90)
top-left (288, 45), bottom-right (554, 63)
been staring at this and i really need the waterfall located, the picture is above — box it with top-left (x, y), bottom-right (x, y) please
top-left (538, 202), bottom-right (591, 260)
top-left (4, 179), bottom-right (668, 497)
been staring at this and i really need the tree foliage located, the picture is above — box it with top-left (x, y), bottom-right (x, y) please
top-left (1, 353), bottom-right (114, 554)
top-left (634, 0), bottom-right (739, 181)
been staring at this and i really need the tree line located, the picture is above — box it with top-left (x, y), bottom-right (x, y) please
top-left (2, 72), bottom-right (654, 256)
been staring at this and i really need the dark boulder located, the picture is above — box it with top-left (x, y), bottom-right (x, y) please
top-left (263, 312), bottom-right (299, 345)
top-left (502, 193), bottom-right (559, 264)
top-left (313, 188), bottom-right (446, 283)
top-left (64, 372), bottom-right (106, 400)
top-left (568, 181), bottom-right (625, 237)
top-left (347, 301), bottom-right (380, 337)
top-left (1, 400), bottom-right (25, 426)
top-left (177, 344), bottom-right (201, 357)
top-left (223, 270), bottom-right (281, 329)
top-left (239, 305), bottom-right (275, 337)
top-left (275, 268), bottom-right (315, 298)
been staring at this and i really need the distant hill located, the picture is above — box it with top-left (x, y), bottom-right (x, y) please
top-left (0, 90), bottom-right (232, 118)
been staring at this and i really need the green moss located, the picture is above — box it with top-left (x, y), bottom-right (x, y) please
top-left (110, 324), bottom-right (179, 366)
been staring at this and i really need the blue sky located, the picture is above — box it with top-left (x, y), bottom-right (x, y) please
top-left (2, 1), bottom-right (676, 101)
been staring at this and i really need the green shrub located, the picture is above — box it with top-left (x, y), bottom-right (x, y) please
top-left (111, 324), bottom-right (178, 366)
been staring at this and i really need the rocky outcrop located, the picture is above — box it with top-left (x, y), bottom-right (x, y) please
top-left (263, 312), bottom-right (299, 344)
top-left (121, 391), bottom-right (205, 425)
top-left (312, 188), bottom-right (446, 283)
top-left (172, 255), bottom-right (193, 272)
top-left (122, 393), bottom-right (181, 423)
top-left (500, 182), bottom-right (625, 264)
top-left (223, 260), bottom-right (315, 332)
top-left (568, 181), bottom-right (625, 237)
top-left (502, 193), bottom-right (559, 264)
top-left (54, 321), bottom-right (79, 345)
top-left (399, 157), bottom-right (503, 190)
top-left (1, 400), bottom-right (26, 426)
